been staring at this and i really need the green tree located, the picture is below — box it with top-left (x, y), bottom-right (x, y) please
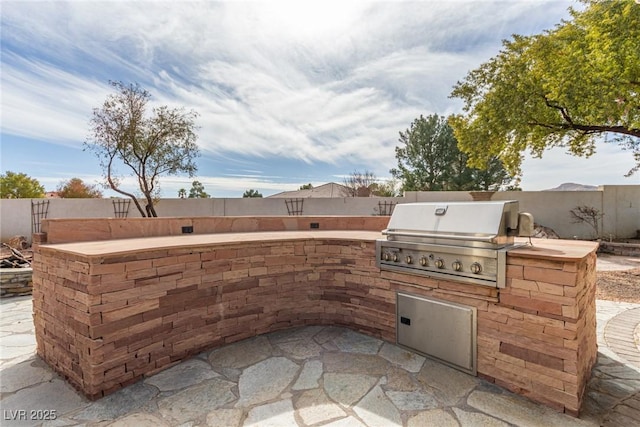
top-left (242, 189), bottom-right (263, 198)
top-left (85, 81), bottom-right (200, 217)
top-left (370, 179), bottom-right (400, 197)
top-left (449, 0), bottom-right (640, 177)
top-left (0, 171), bottom-right (45, 198)
top-left (390, 114), bottom-right (516, 191)
top-left (299, 183), bottom-right (313, 190)
top-left (188, 180), bottom-right (210, 198)
top-left (178, 188), bottom-right (187, 198)
top-left (57, 178), bottom-right (103, 198)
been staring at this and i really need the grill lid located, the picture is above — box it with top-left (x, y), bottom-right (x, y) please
top-left (384, 201), bottom-right (519, 246)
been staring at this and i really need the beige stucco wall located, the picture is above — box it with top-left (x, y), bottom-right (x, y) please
top-left (2, 185), bottom-right (638, 242)
top-left (600, 185), bottom-right (640, 240)
top-left (406, 186), bottom-right (639, 240)
top-left (1, 199), bottom-right (32, 243)
top-left (492, 191), bottom-right (604, 239)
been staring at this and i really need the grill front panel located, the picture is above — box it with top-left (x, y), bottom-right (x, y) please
top-left (376, 240), bottom-right (507, 288)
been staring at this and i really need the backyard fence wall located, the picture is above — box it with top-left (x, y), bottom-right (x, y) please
top-left (1, 185), bottom-right (638, 242)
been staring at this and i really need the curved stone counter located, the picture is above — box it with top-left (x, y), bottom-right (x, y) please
top-left (32, 231), bottom-right (597, 416)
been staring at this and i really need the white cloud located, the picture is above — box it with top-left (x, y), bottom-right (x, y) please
top-left (5, 0), bottom-right (629, 194)
top-left (1, 54), bottom-right (107, 146)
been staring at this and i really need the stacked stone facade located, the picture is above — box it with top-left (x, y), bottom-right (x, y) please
top-left (479, 250), bottom-right (597, 415)
top-left (32, 227), bottom-right (597, 415)
top-left (0, 268), bottom-right (33, 297)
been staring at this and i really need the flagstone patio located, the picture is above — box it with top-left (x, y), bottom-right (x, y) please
top-left (2, 294), bottom-right (640, 426)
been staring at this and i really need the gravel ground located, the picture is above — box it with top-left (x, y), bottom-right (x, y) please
top-left (597, 268), bottom-right (640, 303)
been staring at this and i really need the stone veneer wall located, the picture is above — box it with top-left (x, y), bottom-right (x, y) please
top-left (481, 250), bottom-right (597, 415)
top-left (32, 234), bottom-right (597, 416)
top-left (598, 241), bottom-right (640, 257)
top-left (0, 268), bottom-right (33, 297)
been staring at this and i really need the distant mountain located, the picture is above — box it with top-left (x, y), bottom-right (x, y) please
top-left (543, 183), bottom-right (598, 191)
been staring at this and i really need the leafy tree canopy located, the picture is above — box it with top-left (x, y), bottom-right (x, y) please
top-left (369, 179), bottom-right (401, 197)
top-left (0, 171), bottom-right (45, 198)
top-left (299, 183), bottom-right (313, 190)
top-left (449, 0), bottom-right (640, 177)
top-left (243, 189), bottom-right (263, 198)
top-left (85, 81), bottom-right (200, 217)
top-left (57, 178), bottom-right (103, 198)
top-left (390, 114), bottom-right (517, 191)
top-left (188, 180), bottom-right (210, 198)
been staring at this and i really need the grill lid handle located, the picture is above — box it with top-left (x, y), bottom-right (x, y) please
top-left (435, 205), bottom-right (448, 216)
top-left (382, 229), bottom-right (498, 242)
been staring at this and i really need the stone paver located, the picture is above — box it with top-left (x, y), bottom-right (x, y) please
top-left (205, 408), bottom-right (243, 427)
top-left (385, 389), bottom-right (439, 411)
top-left (157, 378), bottom-right (236, 424)
top-left (407, 409), bottom-right (459, 427)
top-left (354, 378), bottom-right (402, 426)
top-left (467, 390), bottom-right (592, 427)
top-left (144, 358), bottom-right (219, 391)
top-left (0, 378), bottom-right (88, 427)
top-left (2, 257), bottom-right (640, 427)
top-left (605, 307), bottom-right (640, 368)
top-left (208, 335), bottom-right (273, 369)
top-left (295, 388), bottom-right (347, 425)
top-left (235, 356), bottom-right (299, 407)
top-left (0, 358), bottom-right (53, 393)
top-left (244, 399), bottom-right (297, 427)
top-left (291, 359), bottom-right (323, 390)
top-left (416, 358), bottom-right (480, 405)
top-left (333, 329), bottom-right (383, 354)
top-left (452, 407), bottom-right (511, 427)
top-left (379, 342), bottom-right (426, 373)
top-left (72, 382), bottom-right (158, 422)
top-left (106, 412), bottom-right (170, 427)
top-left (323, 372), bottom-right (379, 406)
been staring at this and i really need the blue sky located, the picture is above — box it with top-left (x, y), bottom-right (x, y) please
top-left (1, 1), bottom-right (637, 198)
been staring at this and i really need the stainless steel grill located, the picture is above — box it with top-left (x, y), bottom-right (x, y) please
top-left (376, 201), bottom-right (533, 288)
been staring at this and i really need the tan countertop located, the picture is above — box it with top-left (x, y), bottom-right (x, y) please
top-left (40, 230), bottom-right (385, 258)
top-left (509, 237), bottom-right (598, 261)
top-left (39, 232), bottom-right (598, 262)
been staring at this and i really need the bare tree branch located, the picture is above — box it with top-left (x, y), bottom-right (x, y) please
top-left (85, 81), bottom-right (199, 217)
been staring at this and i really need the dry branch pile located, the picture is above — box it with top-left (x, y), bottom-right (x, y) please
top-left (1, 242), bottom-right (32, 268)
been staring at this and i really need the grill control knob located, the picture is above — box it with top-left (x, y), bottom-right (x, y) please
top-left (434, 258), bottom-right (445, 269)
top-left (392, 253), bottom-right (399, 262)
top-left (470, 262), bottom-right (482, 274)
top-left (452, 260), bottom-right (462, 271)
top-left (419, 256), bottom-right (428, 266)
top-left (405, 255), bottom-right (412, 264)
top-left (383, 253), bottom-right (390, 261)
